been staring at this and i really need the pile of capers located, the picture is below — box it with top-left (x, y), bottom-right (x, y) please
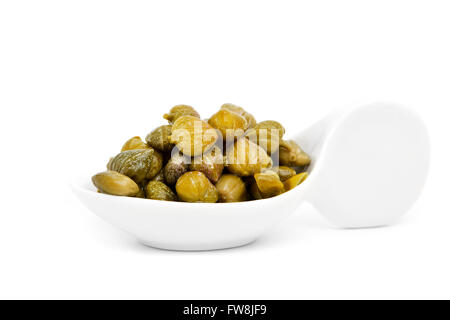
top-left (92, 104), bottom-right (311, 203)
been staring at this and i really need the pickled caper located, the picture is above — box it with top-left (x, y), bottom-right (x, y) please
top-left (164, 151), bottom-right (189, 185)
top-left (273, 166), bottom-right (297, 182)
top-left (121, 136), bottom-right (149, 152)
top-left (146, 125), bottom-right (174, 152)
top-left (226, 138), bottom-right (272, 176)
top-left (176, 171), bottom-right (219, 203)
top-left (279, 140), bottom-right (311, 167)
top-left (246, 120), bottom-right (285, 155)
top-left (221, 103), bottom-right (257, 129)
top-left (163, 105), bottom-right (200, 123)
top-left (145, 181), bottom-right (178, 201)
top-left (254, 170), bottom-right (285, 198)
top-left (215, 174), bottom-right (248, 202)
top-left (283, 172), bottom-right (308, 191)
top-left (189, 146), bottom-right (224, 183)
top-left (208, 108), bottom-right (248, 140)
top-left (170, 115), bottom-right (219, 157)
top-left (107, 148), bottom-right (163, 184)
top-left (92, 171), bottom-right (140, 196)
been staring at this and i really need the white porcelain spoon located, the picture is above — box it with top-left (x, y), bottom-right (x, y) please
top-left (72, 102), bottom-right (430, 250)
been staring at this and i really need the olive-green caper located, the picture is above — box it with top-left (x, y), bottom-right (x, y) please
top-left (121, 136), bottom-right (149, 152)
top-left (226, 138), bottom-right (272, 176)
top-left (145, 125), bottom-right (174, 152)
top-left (215, 174), bottom-right (248, 202)
top-left (145, 181), bottom-right (178, 201)
top-left (208, 108), bottom-right (248, 140)
top-left (221, 103), bottom-right (257, 129)
top-left (107, 148), bottom-right (163, 184)
top-left (283, 172), bottom-right (308, 191)
top-left (163, 105), bottom-right (200, 123)
top-left (279, 140), bottom-right (311, 167)
top-left (170, 115), bottom-right (219, 157)
top-left (246, 120), bottom-right (285, 155)
top-left (254, 170), bottom-right (285, 198)
top-left (189, 146), bottom-right (224, 183)
top-left (92, 171), bottom-right (140, 196)
top-left (164, 151), bottom-right (189, 185)
top-left (176, 171), bottom-right (219, 203)
top-left (273, 166), bottom-right (297, 182)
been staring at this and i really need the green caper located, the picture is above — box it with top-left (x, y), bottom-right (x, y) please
top-left (273, 166), bottom-right (297, 182)
top-left (208, 108), bottom-right (248, 140)
top-left (279, 140), bottom-right (311, 167)
top-left (145, 181), bottom-right (178, 201)
top-left (221, 103), bottom-right (257, 129)
top-left (254, 170), bottom-right (285, 198)
top-left (145, 125), bottom-right (174, 152)
top-left (164, 151), bottom-right (189, 185)
top-left (246, 120), bottom-right (285, 155)
top-left (283, 172), bottom-right (308, 191)
top-left (92, 171), bottom-right (140, 196)
top-left (215, 174), bottom-right (248, 202)
top-left (121, 136), bottom-right (149, 152)
top-left (107, 148), bottom-right (163, 184)
top-left (189, 146), bottom-right (224, 183)
top-left (163, 105), bottom-right (200, 123)
top-left (175, 171), bottom-right (219, 203)
top-left (170, 115), bottom-right (219, 157)
top-left (226, 138), bottom-right (272, 176)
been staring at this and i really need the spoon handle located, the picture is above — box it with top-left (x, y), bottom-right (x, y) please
top-left (296, 102), bottom-right (430, 228)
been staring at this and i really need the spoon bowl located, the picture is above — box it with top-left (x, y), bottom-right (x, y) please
top-left (72, 175), bottom-right (309, 251)
top-left (72, 102), bottom-right (430, 250)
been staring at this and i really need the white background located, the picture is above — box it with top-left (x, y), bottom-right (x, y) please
top-left (1, 0), bottom-right (449, 299)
